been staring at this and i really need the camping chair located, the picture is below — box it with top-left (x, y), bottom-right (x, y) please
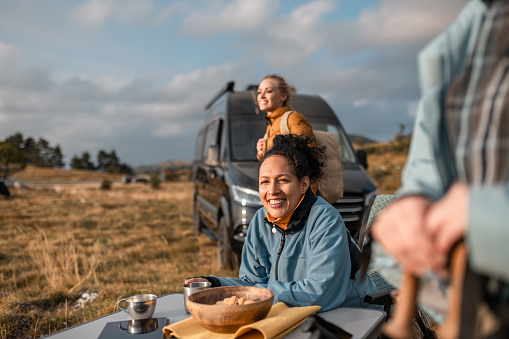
top-left (359, 194), bottom-right (438, 339)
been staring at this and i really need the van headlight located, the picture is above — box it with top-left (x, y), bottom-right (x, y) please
top-left (364, 189), bottom-right (378, 207)
top-left (231, 185), bottom-right (262, 207)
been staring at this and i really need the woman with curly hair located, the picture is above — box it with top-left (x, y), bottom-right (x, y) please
top-left (186, 134), bottom-right (378, 311)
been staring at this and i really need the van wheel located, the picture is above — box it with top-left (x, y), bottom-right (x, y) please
top-left (218, 217), bottom-right (239, 269)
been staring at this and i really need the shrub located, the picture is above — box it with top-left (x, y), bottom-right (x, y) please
top-left (150, 173), bottom-right (160, 189)
top-left (100, 179), bottom-right (111, 190)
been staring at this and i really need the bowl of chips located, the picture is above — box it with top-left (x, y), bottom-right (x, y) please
top-left (186, 286), bottom-right (274, 333)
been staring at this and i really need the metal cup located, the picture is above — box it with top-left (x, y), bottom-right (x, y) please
top-left (117, 294), bottom-right (157, 320)
top-left (183, 282), bottom-right (211, 313)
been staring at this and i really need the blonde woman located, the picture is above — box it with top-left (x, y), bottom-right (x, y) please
top-left (256, 75), bottom-right (314, 160)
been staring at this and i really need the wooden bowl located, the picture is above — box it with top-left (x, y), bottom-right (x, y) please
top-left (187, 286), bottom-right (274, 333)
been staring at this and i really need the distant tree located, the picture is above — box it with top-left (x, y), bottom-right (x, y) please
top-left (118, 163), bottom-right (134, 174)
top-left (70, 155), bottom-right (83, 170)
top-left (0, 133), bottom-right (28, 179)
top-left (81, 152), bottom-right (95, 170)
top-left (70, 152), bottom-right (95, 170)
top-left (24, 137), bottom-right (39, 164)
top-left (1, 133), bottom-right (66, 169)
top-left (96, 150), bottom-right (109, 172)
top-left (108, 150), bottom-right (120, 173)
top-left (51, 145), bottom-right (65, 168)
top-left (96, 149), bottom-right (133, 174)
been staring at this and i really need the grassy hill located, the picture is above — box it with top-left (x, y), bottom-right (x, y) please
top-left (13, 165), bottom-right (123, 183)
top-left (360, 137), bottom-right (410, 194)
top-left (11, 137), bottom-right (409, 194)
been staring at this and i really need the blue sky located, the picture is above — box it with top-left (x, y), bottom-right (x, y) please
top-left (0, 0), bottom-right (467, 168)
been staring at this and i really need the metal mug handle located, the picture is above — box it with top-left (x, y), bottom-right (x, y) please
top-left (117, 298), bottom-right (128, 313)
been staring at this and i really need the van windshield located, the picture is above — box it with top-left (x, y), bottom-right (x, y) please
top-left (230, 117), bottom-right (266, 161)
top-left (230, 117), bottom-right (358, 164)
top-left (309, 121), bottom-right (358, 164)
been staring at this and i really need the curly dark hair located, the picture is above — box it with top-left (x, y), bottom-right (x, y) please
top-left (259, 134), bottom-right (326, 184)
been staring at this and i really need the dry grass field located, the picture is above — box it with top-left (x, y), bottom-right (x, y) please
top-left (1, 175), bottom-right (238, 338)
top-left (0, 143), bottom-right (407, 339)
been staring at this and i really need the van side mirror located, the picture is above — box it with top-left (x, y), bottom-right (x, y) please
top-left (205, 145), bottom-right (220, 166)
top-left (357, 149), bottom-right (368, 169)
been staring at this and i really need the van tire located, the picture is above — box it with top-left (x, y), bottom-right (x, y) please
top-left (218, 216), bottom-right (238, 269)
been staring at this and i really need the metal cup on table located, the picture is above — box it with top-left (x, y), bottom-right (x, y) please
top-left (183, 282), bottom-right (211, 313)
top-left (117, 294), bottom-right (157, 320)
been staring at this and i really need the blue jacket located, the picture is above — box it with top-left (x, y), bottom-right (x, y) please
top-left (399, 0), bottom-right (509, 282)
top-left (214, 190), bottom-right (379, 312)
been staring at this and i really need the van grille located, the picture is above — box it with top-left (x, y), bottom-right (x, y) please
top-left (332, 194), bottom-right (364, 224)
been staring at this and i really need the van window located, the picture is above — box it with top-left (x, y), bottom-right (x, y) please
top-left (203, 119), bottom-right (222, 161)
top-left (230, 117), bottom-right (266, 161)
top-left (194, 129), bottom-right (206, 162)
top-left (310, 122), bottom-right (357, 164)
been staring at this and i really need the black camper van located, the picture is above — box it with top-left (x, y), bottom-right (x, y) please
top-left (193, 82), bottom-right (377, 268)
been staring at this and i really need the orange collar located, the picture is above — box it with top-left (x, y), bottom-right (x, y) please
top-left (266, 194), bottom-right (305, 230)
top-left (267, 106), bottom-right (290, 120)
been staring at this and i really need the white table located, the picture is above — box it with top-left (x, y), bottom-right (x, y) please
top-left (46, 294), bottom-right (386, 339)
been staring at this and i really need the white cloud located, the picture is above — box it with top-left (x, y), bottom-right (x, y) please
top-left (264, 0), bottom-right (335, 66)
top-left (0, 42), bottom-right (22, 68)
top-left (72, 0), bottom-right (153, 27)
top-left (352, 0), bottom-right (466, 47)
top-left (0, 0), bottom-right (473, 166)
top-left (180, 0), bottom-right (274, 37)
top-left (406, 101), bottom-right (419, 118)
top-left (0, 43), bottom-right (54, 92)
top-left (153, 1), bottom-right (189, 26)
top-left (152, 123), bottom-right (185, 138)
top-left (96, 77), bottom-right (134, 92)
top-left (354, 100), bottom-right (368, 107)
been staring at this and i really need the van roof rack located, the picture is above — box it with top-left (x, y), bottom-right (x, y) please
top-left (205, 81), bottom-right (235, 110)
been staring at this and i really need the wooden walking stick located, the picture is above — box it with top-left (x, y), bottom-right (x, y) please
top-left (383, 241), bottom-right (467, 339)
top-left (383, 272), bottom-right (419, 339)
top-left (439, 241), bottom-right (467, 339)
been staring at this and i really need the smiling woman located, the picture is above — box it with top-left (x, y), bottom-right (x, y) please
top-left (255, 75), bottom-right (314, 161)
top-left (258, 154), bottom-right (309, 220)
top-left (186, 134), bottom-right (380, 312)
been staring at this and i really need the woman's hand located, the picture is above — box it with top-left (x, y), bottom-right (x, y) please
top-left (184, 277), bottom-right (208, 284)
top-left (256, 138), bottom-right (266, 157)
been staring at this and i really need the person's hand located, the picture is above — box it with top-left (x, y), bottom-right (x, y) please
top-left (256, 138), bottom-right (266, 157)
top-left (425, 182), bottom-right (469, 275)
top-left (184, 277), bottom-right (208, 284)
top-left (371, 195), bottom-right (434, 276)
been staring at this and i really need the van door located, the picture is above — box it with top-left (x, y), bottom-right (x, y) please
top-left (196, 118), bottom-right (224, 230)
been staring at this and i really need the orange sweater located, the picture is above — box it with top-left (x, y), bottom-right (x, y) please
top-left (258, 106), bottom-right (314, 160)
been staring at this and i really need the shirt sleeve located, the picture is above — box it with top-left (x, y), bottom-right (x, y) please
top-left (398, 0), bottom-right (486, 200)
top-left (467, 184), bottom-right (509, 282)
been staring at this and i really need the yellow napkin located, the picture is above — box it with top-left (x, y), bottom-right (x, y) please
top-left (163, 302), bottom-right (321, 339)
